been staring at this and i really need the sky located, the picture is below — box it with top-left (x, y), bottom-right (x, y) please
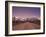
top-left (12, 6), bottom-right (40, 19)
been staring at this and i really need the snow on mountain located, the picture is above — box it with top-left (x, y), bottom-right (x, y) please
top-left (12, 16), bottom-right (40, 22)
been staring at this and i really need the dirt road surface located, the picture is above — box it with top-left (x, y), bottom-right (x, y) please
top-left (12, 22), bottom-right (40, 30)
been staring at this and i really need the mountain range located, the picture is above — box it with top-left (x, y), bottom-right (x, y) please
top-left (12, 16), bottom-right (40, 22)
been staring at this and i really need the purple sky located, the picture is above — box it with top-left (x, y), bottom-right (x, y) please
top-left (12, 6), bottom-right (40, 19)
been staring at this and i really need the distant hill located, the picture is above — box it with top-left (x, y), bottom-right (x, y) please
top-left (12, 16), bottom-right (40, 25)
